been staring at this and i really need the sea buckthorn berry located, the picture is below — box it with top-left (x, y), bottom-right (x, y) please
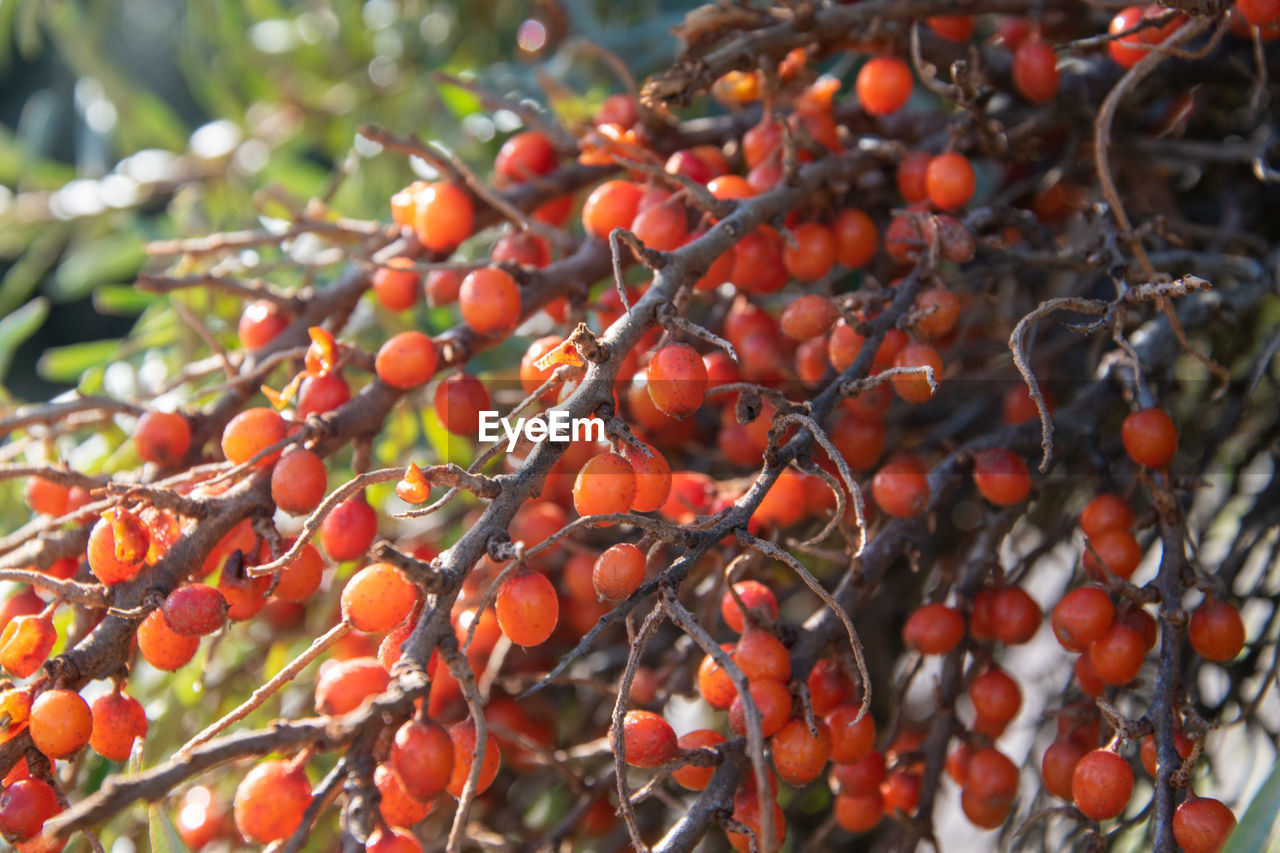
top-left (582, 179), bottom-right (642, 241)
top-left (592, 543), bottom-right (645, 601)
top-left (495, 570), bottom-right (559, 646)
top-left (391, 718), bottom-right (454, 801)
top-left (1053, 586), bottom-right (1115, 651)
top-left (733, 628), bottom-right (792, 683)
top-left (947, 744), bottom-right (972, 784)
top-left (220, 407), bottom-right (287, 468)
top-left (1084, 529), bottom-right (1144, 580)
top-left (972, 448), bottom-right (1032, 506)
top-left (1075, 653), bottom-right (1106, 697)
top-left (925, 152), bottom-right (976, 210)
top-left (341, 563), bottom-right (416, 633)
top-left (375, 763), bottom-right (433, 828)
top-left (721, 580), bottom-right (779, 633)
top-left (961, 788), bottom-right (1010, 829)
top-left (29, 688), bottom-right (91, 759)
top-left (0, 614), bottom-right (56, 678)
top-left (434, 372), bottom-right (490, 436)
top-left (827, 703), bottom-right (876, 763)
top-left (856, 56), bottom-right (913, 116)
top-left (902, 603), bottom-right (965, 655)
top-left (892, 343), bottom-right (943, 403)
top-left (573, 452), bottom-right (637, 518)
top-left (772, 717), bottom-right (832, 786)
top-left (1080, 493), bottom-right (1135, 539)
top-left (1122, 407), bottom-right (1178, 468)
top-left (0, 778), bottom-right (60, 840)
top-left (928, 14), bottom-right (975, 41)
top-left (1120, 604), bottom-right (1158, 651)
top-left (727, 678), bottom-right (793, 737)
top-left (1173, 797), bottom-right (1237, 853)
top-left (390, 180), bottom-right (425, 226)
top-left (672, 729), bottom-right (726, 790)
top-left (966, 748), bottom-right (1019, 811)
top-left (807, 659), bottom-right (853, 717)
top-left (425, 269), bottom-right (463, 307)
top-left (830, 410), bottom-right (885, 472)
top-left (218, 557), bottom-right (271, 621)
top-left (1239, 0), bottom-right (1280, 26)
top-left (1042, 739), bottom-right (1088, 800)
top-left (780, 295), bottom-right (838, 341)
top-left (447, 717), bottom-right (501, 797)
top-left (896, 152), bottom-right (932, 204)
top-left (1072, 749), bottom-right (1133, 820)
top-left (833, 752), bottom-right (887, 800)
top-left (137, 610), bottom-right (199, 671)
top-left (624, 442), bottom-right (672, 513)
top-left (782, 222), bottom-right (837, 282)
top-left (298, 372), bottom-right (351, 417)
top-left (492, 229), bottom-right (551, 268)
top-left (726, 791), bottom-right (787, 853)
top-left (835, 790), bottom-right (883, 833)
top-left (883, 769), bottom-right (922, 815)
top-left (376, 332), bottom-right (438, 390)
top-left (1087, 623), bottom-right (1146, 685)
top-left (87, 511), bottom-right (146, 586)
top-left (1108, 5), bottom-right (1183, 69)
top-left (618, 709), bottom-right (678, 768)
top-left (1013, 39), bottom-right (1060, 102)
top-left (135, 410), bottom-right (192, 467)
top-left (631, 201), bottom-right (689, 252)
top-left (914, 287), bottom-right (960, 340)
top-left (413, 181), bottom-right (473, 253)
top-left (1189, 598), bottom-right (1245, 662)
top-left (89, 689), bottom-right (147, 762)
top-left (234, 760), bottom-right (312, 843)
top-left (460, 267), bottom-right (521, 338)
top-left (831, 208), bottom-right (878, 268)
top-left (872, 455), bottom-right (931, 518)
top-left (314, 657), bottom-right (390, 714)
top-left (732, 227), bottom-right (788, 293)
top-left (495, 130), bottom-right (558, 182)
top-left (372, 257), bottom-right (421, 311)
top-left (697, 645), bottom-right (738, 709)
top-left (274, 543), bottom-right (323, 602)
top-left (991, 585), bottom-right (1042, 645)
top-left (238, 300), bottom-right (290, 350)
top-left (969, 668), bottom-right (1022, 731)
top-left (162, 583), bottom-right (227, 637)
top-left (368, 827), bottom-right (424, 853)
top-left (1139, 729), bottom-right (1194, 777)
top-left (23, 476), bottom-right (68, 517)
top-left (646, 343), bottom-right (708, 418)
top-left (271, 448), bottom-right (327, 515)
top-left (707, 174), bottom-right (756, 203)
top-left (321, 493), bottom-right (378, 562)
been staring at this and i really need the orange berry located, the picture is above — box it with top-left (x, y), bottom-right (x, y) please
top-left (891, 343), bottom-right (943, 403)
top-left (274, 543), bottom-right (324, 601)
top-left (834, 790), bottom-right (883, 832)
top-left (391, 718), bottom-right (454, 801)
top-left (720, 580), bottom-right (779, 633)
top-left (495, 570), bottom-right (559, 646)
top-left (772, 717), bottom-right (832, 786)
top-left (220, 407), bottom-right (288, 468)
top-left (0, 614), bottom-right (56, 678)
top-left (135, 410), bottom-right (192, 467)
top-left (902, 603), bottom-right (965, 655)
top-left (872, 455), bottom-right (931, 518)
top-left (446, 717), bottom-right (501, 798)
top-left (672, 729), bottom-right (726, 790)
top-left (495, 131), bottom-right (558, 182)
top-left (782, 222), bottom-right (837, 282)
top-left (238, 300), bottom-right (290, 350)
top-left (826, 703), bottom-right (876, 763)
top-left (376, 331), bottom-right (439, 389)
top-left (413, 182), bottom-right (473, 254)
top-left (271, 448), bottom-right (327, 515)
top-left (646, 343), bottom-right (708, 418)
top-left (618, 709), bottom-right (678, 768)
top-left (780, 295), bottom-right (839, 341)
top-left (1072, 749), bottom-right (1133, 821)
top-left (727, 678), bottom-right (793, 737)
top-left (1188, 598), bottom-right (1245, 662)
top-left (831, 208), bottom-right (878, 268)
top-left (1121, 407), bottom-right (1178, 468)
top-left (592, 543), bottom-right (646, 601)
top-left (375, 763), bottom-right (433, 828)
top-left (856, 56), bottom-right (913, 116)
top-left (314, 657), bottom-right (390, 715)
top-left (89, 689), bottom-right (147, 762)
top-left (697, 646), bottom-right (737, 710)
top-left (137, 610), bottom-right (200, 671)
top-left (572, 452), bottom-right (637, 517)
top-left (972, 448), bottom-right (1032, 506)
top-left (733, 628), bottom-right (792, 683)
top-left (234, 760), bottom-right (312, 843)
top-left (1084, 529), bottom-right (1144, 580)
top-left (434, 373), bottom-right (491, 436)
top-left (29, 688), bottom-right (92, 759)
top-left (925, 152), bottom-right (976, 210)
top-left (624, 441), bottom-right (672, 512)
top-left (320, 493), bottom-right (378, 562)
top-left (341, 563), bottom-right (417, 633)
top-left (459, 267), bottom-right (521, 338)
top-left (1173, 797), bottom-right (1237, 853)
top-left (372, 258), bottom-right (421, 311)
top-left (1087, 623), bottom-right (1146, 685)
top-left (582, 180), bottom-right (642, 241)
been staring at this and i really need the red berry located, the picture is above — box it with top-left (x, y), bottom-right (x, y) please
top-left (618, 709), bottom-right (678, 767)
top-left (372, 258), bottom-right (421, 311)
top-left (902, 603), bottom-right (965, 655)
top-left (0, 614), bottom-right (56, 678)
top-left (434, 373), bottom-right (490, 436)
top-left (1239, 0), bottom-right (1280, 26)
top-left (1072, 749), bottom-right (1133, 821)
top-left (413, 182), bottom-right (473, 254)
top-left (491, 229), bottom-right (551, 268)
top-left (1121, 407), bottom-right (1178, 468)
top-left (238, 300), bottom-right (290, 350)
top-left (720, 580), bottom-right (779, 633)
top-left (872, 455), bottom-right (931, 518)
top-left (162, 583), bottom-right (228, 637)
top-left (969, 668), bottom-right (1022, 731)
top-left (1080, 493), bottom-right (1135, 539)
top-left (298, 372), bottom-right (351, 416)
top-left (495, 131), bottom-right (558, 183)
top-left (0, 778), bottom-right (60, 840)
top-left (592, 543), bottom-right (646, 601)
top-left (446, 717), bottom-right (501, 798)
top-left (925, 152), bottom-right (976, 210)
top-left (89, 689), bottom-right (148, 762)
top-left (1087, 623), bottom-right (1146, 685)
top-left (631, 201), bottom-right (689, 252)
top-left (782, 222), bottom-right (837, 282)
top-left (646, 343), bottom-right (708, 418)
top-left (135, 410), bottom-right (192, 467)
top-left (460, 267), bottom-right (522, 338)
top-left (780, 295), bottom-right (839, 341)
top-left (582, 180), bottom-right (642, 241)
top-left (391, 718), bottom-right (454, 801)
top-left (320, 494), bottom-right (378, 562)
top-left (234, 760), bottom-right (312, 843)
top-left (727, 678), bottom-right (793, 737)
top-left (1084, 529), bottom-right (1144, 580)
top-left (772, 717), bottom-right (832, 786)
top-left (733, 628), bottom-right (792, 683)
top-left (831, 208), bottom-right (878, 268)
top-left (314, 657), bottom-right (390, 714)
top-left (367, 827), bottom-right (424, 853)
top-left (1188, 598), bottom-right (1245, 662)
top-left (274, 542), bottom-right (324, 602)
top-left (624, 441), bottom-right (672, 513)
top-left (928, 14), bottom-right (975, 41)
top-left (1042, 739), bottom-right (1087, 801)
top-left (23, 477), bottom-right (68, 517)
top-left (965, 747), bottom-right (1019, 811)
top-left (220, 407), bottom-right (287, 468)
top-left (1052, 586), bottom-right (1115, 651)
top-left (375, 763), bottom-right (433, 828)
top-left (856, 56), bottom-right (913, 116)
top-left (376, 331), bottom-right (439, 389)
top-left (834, 791), bottom-right (883, 832)
top-left (1013, 39), bottom-right (1060, 102)
top-left (1173, 797), bottom-right (1237, 853)
top-left (271, 448), bottom-right (327, 515)
top-left (425, 269), bottom-right (464, 307)
top-left (827, 703), bottom-right (876, 763)
top-left (972, 448), bottom-right (1032, 505)
top-left (495, 570), bottom-right (559, 646)
top-left (991, 586), bottom-right (1042, 645)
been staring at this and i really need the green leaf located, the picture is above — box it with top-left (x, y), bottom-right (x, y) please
top-left (50, 234), bottom-right (147, 302)
top-left (1223, 761), bottom-right (1280, 853)
top-left (149, 804), bottom-right (194, 853)
top-left (0, 297), bottom-right (48, 381)
top-left (36, 339), bottom-right (120, 383)
top-left (437, 72), bottom-right (483, 118)
top-left (93, 284), bottom-right (157, 316)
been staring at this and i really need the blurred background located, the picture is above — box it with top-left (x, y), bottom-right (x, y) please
top-left (0, 0), bottom-right (689, 403)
